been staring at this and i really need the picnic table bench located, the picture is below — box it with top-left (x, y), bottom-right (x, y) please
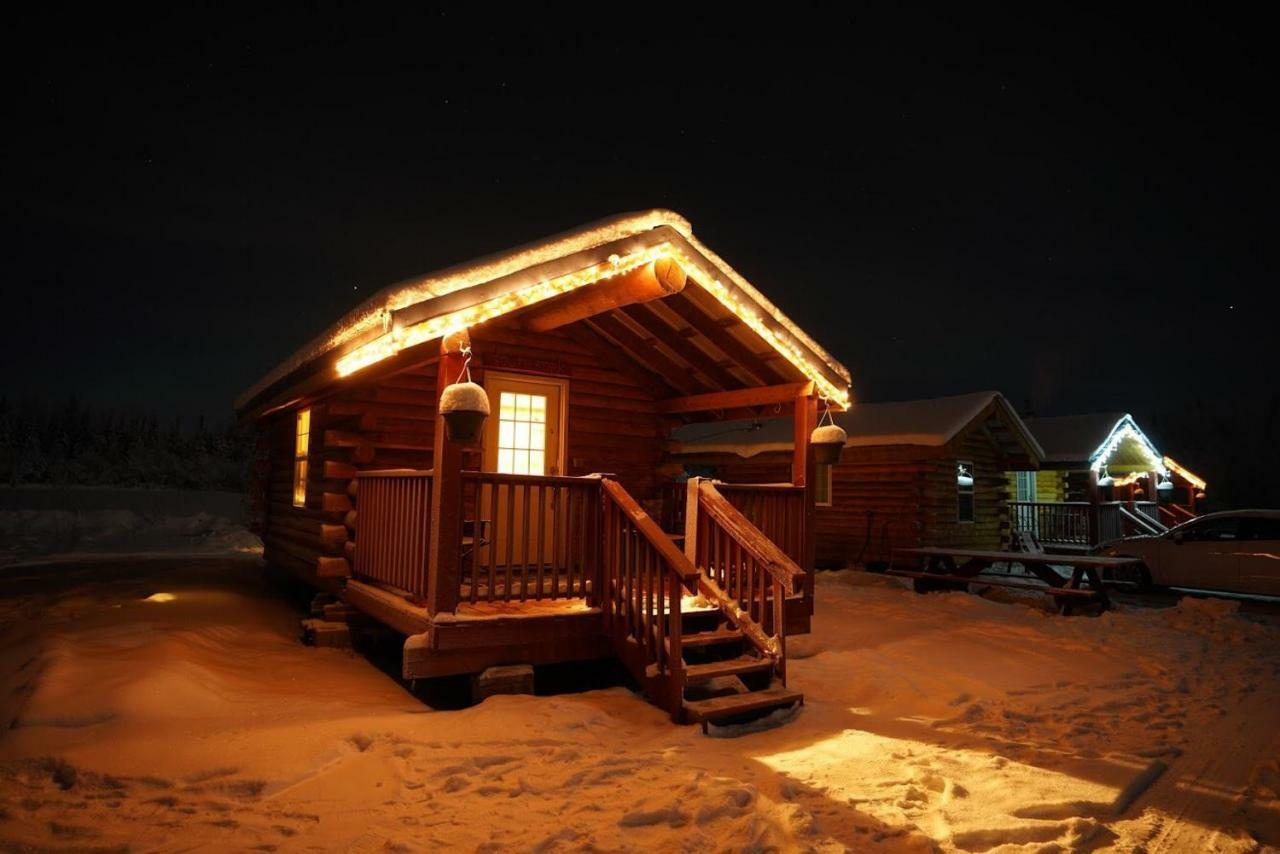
top-left (886, 547), bottom-right (1146, 614)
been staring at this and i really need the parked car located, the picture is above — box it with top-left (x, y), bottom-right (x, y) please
top-left (1102, 510), bottom-right (1280, 596)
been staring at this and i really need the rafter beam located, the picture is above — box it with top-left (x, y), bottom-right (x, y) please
top-left (585, 314), bottom-right (710, 396)
top-left (619, 304), bottom-right (744, 391)
top-left (657, 382), bottom-right (812, 415)
top-left (663, 293), bottom-right (788, 386)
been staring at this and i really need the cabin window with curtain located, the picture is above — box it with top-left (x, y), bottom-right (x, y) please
top-left (497, 392), bottom-right (547, 475)
top-left (292, 408), bottom-right (311, 508)
top-left (814, 462), bottom-right (833, 507)
top-left (957, 460), bottom-right (975, 523)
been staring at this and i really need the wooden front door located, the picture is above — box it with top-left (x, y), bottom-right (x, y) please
top-left (480, 373), bottom-right (566, 575)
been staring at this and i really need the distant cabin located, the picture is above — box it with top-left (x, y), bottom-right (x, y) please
top-left (672, 391), bottom-right (1042, 568)
top-left (1009, 413), bottom-right (1207, 551)
top-left (235, 210), bottom-right (852, 725)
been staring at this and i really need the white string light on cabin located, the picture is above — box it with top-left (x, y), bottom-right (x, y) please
top-left (1088, 420), bottom-right (1167, 475)
top-left (333, 244), bottom-right (853, 410)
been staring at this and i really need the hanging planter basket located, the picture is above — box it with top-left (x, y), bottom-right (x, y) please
top-left (439, 380), bottom-right (490, 443)
top-left (956, 465), bottom-right (974, 488)
top-left (810, 423), bottom-right (847, 465)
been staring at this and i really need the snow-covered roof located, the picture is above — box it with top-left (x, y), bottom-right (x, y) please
top-left (673, 391), bottom-right (1044, 460)
top-left (1024, 412), bottom-right (1164, 471)
top-left (236, 210), bottom-right (852, 415)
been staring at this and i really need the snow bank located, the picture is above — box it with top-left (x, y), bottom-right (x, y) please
top-left (0, 488), bottom-right (260, 566)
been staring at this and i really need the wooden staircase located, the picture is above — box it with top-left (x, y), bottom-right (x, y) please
top-left (600, 478), bottom-right (805, 729)
top-left (677, 608), bottom-right (803, 728)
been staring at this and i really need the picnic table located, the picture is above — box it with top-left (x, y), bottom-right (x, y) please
top-left (886, 547), bottom-right (1145, 614)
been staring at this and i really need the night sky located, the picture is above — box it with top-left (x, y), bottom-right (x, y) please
top-left (4, 10), bottom-right (1276, 498)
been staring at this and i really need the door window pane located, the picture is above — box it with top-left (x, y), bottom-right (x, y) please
top-left (496, 391), bottom-right (549, 475)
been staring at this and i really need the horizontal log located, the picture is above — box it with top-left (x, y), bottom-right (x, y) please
top-left (316, 556), bottom-right (351, 578)
top-left (320, 523), bottom-right (349, 546)
top-left (323, 492), bottom-right (353, 513)
top-left (658, 382), bottom-right (812, 415)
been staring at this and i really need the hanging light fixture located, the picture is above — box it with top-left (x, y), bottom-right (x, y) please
top-left (956, 463), bottom-right (974, 488)
top-left (1156, 471), bottom-right (1175, 493)
top-left (1097, 464), bottom-right (1114, 488)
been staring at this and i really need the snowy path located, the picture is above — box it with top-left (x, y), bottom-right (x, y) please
top-left (0, 557), bottom-right (1277, 851)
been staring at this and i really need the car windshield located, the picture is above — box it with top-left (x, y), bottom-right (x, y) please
top-left (1174, 516), bottom-right (1242, 542)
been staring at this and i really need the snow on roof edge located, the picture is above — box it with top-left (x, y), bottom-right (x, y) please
top-left (675, 392), bottom-right (1044, 460)
top-left (236, 209), bottom-right (853, 413)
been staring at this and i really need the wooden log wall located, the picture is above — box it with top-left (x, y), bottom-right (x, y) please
top-left (259, 317), bottom-right (670, 590)
top-left (1004, 468), bottom-right (1066, 502)
top-left (469, 323), bottom-right (667, 500)
top-left (684, 421), bottom-right (1016, 568)
top-left (917, 428), bottom-right (1009, 554)
top-left (259, 362), bottom-right (439, 587)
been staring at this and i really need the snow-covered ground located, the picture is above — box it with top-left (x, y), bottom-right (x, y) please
top-left (1, 554), bottom-right (1278, 851)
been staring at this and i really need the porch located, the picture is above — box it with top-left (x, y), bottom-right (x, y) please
top-left (343, 466), bottom-right (811, 725)
top-left (1008, 500), bottom-right (1166, 551)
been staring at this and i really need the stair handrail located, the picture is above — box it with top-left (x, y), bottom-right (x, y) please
top-left (1119, 503), bottom-right (1166, 536)
top-left (697, 481), bottom-right (805, 595)
top-left (600, 478), bottom-right (698, 721)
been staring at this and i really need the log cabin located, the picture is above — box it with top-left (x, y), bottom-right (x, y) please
top-left (1008, 413), bottom-right (1206, 551)
top-left (236, 210), bottom-right (852, 725)
top-left (670, 391), bottom-right (1043, 568)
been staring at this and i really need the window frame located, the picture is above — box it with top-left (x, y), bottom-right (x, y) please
top-left (814, 462), bottom-right (833, 507)
top-left (957, 459), bottom-right (976, 524)
top-left (292, 407), bottom-right (311, 509)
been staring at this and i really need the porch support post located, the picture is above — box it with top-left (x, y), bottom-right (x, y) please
top-left (427, 329), bottom-right (471, 616)
top-left (1086, 469), bottom-right (1100, 548)
top-left (683, 477), bottom-right (702, 565)
top-left (793, 389), bottom-right (818, 604)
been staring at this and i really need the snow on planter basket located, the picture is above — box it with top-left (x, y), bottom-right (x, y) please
top-left (439, 381), bottom-right (490, 443)
top-left (810, 424), bottom-right (847, 464)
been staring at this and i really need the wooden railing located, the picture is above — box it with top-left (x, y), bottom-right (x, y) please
top-left (1097, 503), bottom-right (1124, 544)
top-left (1009, 500), bottom-right (1091, 547)
top-left (692, 480), bottom-right (802, 681)
top-left (714, 483), bottom-right (806, 566)
top-left (1134, 501), bottom-right (1161, 523)
top-left (459, 471), bottom-right (602, 605)
top-left (1120, 503), bottom-right (1166, 536)
top-left (1163, 503), bottom-right (1197, 526)
top-left (353, 469), bottom-right (433, 600)
top-left (600, 478), bottom-right (699, 721)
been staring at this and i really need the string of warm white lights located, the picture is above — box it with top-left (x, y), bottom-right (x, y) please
top-left (1162, 455), bottom-right (1207, 490)
top-left (334, 244), bottom-right (852, 409)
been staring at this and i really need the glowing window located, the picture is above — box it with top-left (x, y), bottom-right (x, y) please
top-left (957, 460), bottom-right (975, 523)
top-left (814, 463), bottom-right (833, 507)
top-left (496, 392), bottom-right (547, 475)
top-left (293, 408), bottom-right (310, 508)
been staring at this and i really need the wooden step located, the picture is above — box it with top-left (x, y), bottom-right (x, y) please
top-left (676, 627), bottom-right (743, 649)
top-left (682, 687), bottom-right (804, 724)
top-left (684, 655), bottom-right (774, 685)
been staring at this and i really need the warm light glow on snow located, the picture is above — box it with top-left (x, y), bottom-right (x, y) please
top-left (142, 592), bottom-right (176, 603)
